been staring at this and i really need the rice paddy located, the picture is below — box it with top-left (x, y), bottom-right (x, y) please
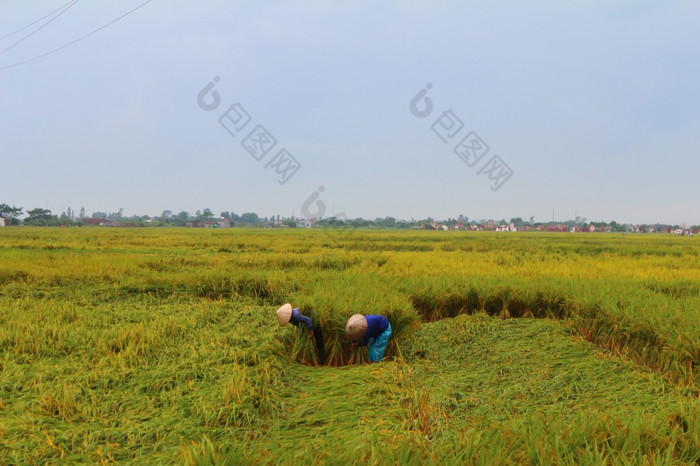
top-left (1, 227), bottom-right (699, 464)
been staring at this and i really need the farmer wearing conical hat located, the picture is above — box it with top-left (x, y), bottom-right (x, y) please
top-left (346, 314), bottom-right (392, 362)
top-left (276, 303), bottom-right (327, 365)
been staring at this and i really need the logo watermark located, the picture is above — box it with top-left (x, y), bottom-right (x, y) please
top-left (300, 185), bottom-right (355, 242)
top-left (409, 83), bottom-right (514, 191)
top-left (197, 76), bottom-right (354, 240)
top-left (197, 77), bottom-right (301, 185)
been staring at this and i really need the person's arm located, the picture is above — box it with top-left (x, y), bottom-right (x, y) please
top-left (292, 308), bottom-right (314, 331)
top-left (356, 315), bottom-right (379, 346)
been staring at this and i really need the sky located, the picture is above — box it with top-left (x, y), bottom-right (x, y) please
top-left (1, 1), bottom-right (699, 225)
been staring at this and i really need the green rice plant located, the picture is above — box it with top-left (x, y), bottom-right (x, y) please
top-left (203, 361), bottom-right (283, 428)
top-left (3, 227), bottom-right (700, 463)
top-left (483, 290), bottom-right (504, 316)
top-left (181, 436), bottom-right (247, 465)
top-left (500, 288), bottom-right (530, 319)
top-left (527, 288), bottom-right (570, 319)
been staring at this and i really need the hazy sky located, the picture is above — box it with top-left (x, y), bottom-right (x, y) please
top-left (2, 1), bottom-right (698, 224)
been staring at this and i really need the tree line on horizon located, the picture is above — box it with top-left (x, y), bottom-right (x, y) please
top-left (0, 203), bottom-right (697, 232)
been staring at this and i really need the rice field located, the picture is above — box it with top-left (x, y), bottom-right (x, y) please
top-left (1, 227), bottom-right (699, 464)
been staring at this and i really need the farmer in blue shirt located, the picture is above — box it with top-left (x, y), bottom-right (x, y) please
top-left (277, 303), bottom-right (327, 364)
top-left (346, 314), bottom-right (392, 362)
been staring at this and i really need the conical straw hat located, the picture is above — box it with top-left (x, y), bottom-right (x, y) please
top-left (276, 303), bottom-right (293, 326)
top-left (346, 314), bottom-right (367, 340)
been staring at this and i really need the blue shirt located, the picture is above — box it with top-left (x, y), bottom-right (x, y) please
top-left (358, 314), bottom-right (390, 346)
top-left (289, 308), bottom-right (313, 331)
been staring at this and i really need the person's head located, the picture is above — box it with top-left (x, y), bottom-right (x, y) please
top-left (345, 314), bottom-right (367, 341)
top-left (276, 303), bottom-right (293, 326)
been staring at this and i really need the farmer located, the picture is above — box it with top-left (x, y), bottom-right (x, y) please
top-left (345, 314), bottom-right (392, 362)
top-left (276, 303), bottom-right (327, 365)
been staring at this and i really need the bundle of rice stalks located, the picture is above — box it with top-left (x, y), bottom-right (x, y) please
top-left (499, 288), bottom-right (530, 319)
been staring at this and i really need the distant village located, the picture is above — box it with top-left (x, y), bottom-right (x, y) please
top-left (1, 203), bottom-right (697, 236)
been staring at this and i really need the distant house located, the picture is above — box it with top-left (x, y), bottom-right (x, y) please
top-left (82, 218), bottom-right (105, 226)
top-left (0, 217), bottom-right (6, 227)
top-left (298, 220), bottom-right (315, 228)
top-left (217, 218), bottom-right (231, 228)
top-left (495, 223), bottom-right (517, 232)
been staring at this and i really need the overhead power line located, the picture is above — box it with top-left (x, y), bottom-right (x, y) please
top-left (0, 0), bottom-right (80, 55)
top-left (0, 0), bottom-right (152, 71)
top-left (0, 0), bottom-right (77, 39)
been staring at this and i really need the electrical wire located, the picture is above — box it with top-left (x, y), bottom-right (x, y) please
top-left (0, 0), bottom-right (152, 71)
top-left (0, 0), bottom-right (76, 39)
top-left (0, 0), bottom-right (80, 55)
